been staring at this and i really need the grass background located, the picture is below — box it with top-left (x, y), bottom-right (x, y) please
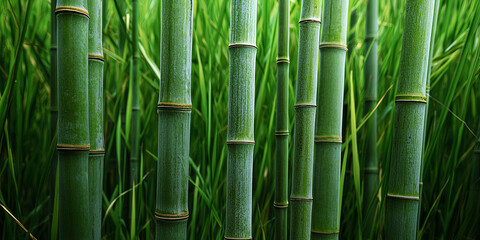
top-left (0, 0), bottom-right (479, 239)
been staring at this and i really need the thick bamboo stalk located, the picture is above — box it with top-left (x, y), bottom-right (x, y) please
top-left (155, 1), bottom-right (193, 239)
top-left (311, 0), bottom-right (348, 239)
top-left (289, 0), bottom-right (321, 239)
top-left (363, 0), bottom-right (378, 233)
top-left (417, 0), bottom-right (439, 232)
top-left (274, 0), bottom-right (289, 239)
top-left (385, 0), bottom-right (435, 238)
top-left (56, 0), bottom-right (90, 238)
top-left (87, 0), bottom-right (104, 238)
top-left (225, 0), bottom-right (256, 239)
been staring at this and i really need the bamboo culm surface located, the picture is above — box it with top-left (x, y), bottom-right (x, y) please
top-left (274, 0), bottom-right (289, 239)
top-left (130, 0), bottom-right (140, 192)
top-left (56, 0), bottom-right (90, 238)
top-left (155, 1), bottom-right (193, 239)
top-left (363, 0), bottom-right (379, 234)
top-left (385, 0), bottom-right (435, 238)
top-left (311, 0), bottom-right (348, 239)
top-left (225, 0), bottom-right (257, 239)
top-left (289, 0), bottom-right (321, 239)
top-left (87, 0), bottom-right (104, 238)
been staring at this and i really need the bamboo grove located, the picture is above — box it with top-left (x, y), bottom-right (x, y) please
top-left (1, 0), bottom-right (480, 239)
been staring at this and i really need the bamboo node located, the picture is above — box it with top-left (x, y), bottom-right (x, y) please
top-left (311, 230), bottom-right (340, 235)
top-left (294, 104), bottom-right (316, 109)
top-left (290, 197), bottom-right (313, 202)
top-left (275, 131), bottom-right (289, 136)
top-left (228, 43), bottom-right (257, 49)
top-left (50, 46), bottom-right (57, 50)
top-left (57, 144), bottom-right (90, 151)
top-left (386, 193), bottom-right (419, 201)
top-left (154, 211), bottom-right (189, 221)
top-left (55, 6), bottom-right (89, 18)
top-left (364, 97), bottom-right (377, 102)
top-left (315, 136), bottom-right (342, 143)
top-left (89, 149), bottom-right (105, 155)
top-left (395, 94), bottom-right (427, 103)
top-left (276, 58), bottom-right (290, 63)
top-left (299, 18), bottom-right (321, 24)
top-left (226, 140), bottom-right (255, 145)
top-left (157, 102), bottom-right (192, 111)
top-left (88, 54), bottom-right (105, 62)
top-left (364, 168), bottom-right (379, 173)
top-left (319, 42), bottom-right (348, 51)
top-left (224, 237), bottom-right (252, 240)
top-left (273, 201), bottom-right (289, 208)
top-left (365, 34), bottom-right (377, 40)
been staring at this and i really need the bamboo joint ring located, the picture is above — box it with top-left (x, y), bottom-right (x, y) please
top-left (154, 211), bottom-right (189, 221)
top-left (55, 6), bottom-right (89, 18)
top-left (395, 94), bottom-right (427, 103)
top-left (228, 43), bottom-right (257, 49)
top-left (319, 42), bottom-right (348, 51)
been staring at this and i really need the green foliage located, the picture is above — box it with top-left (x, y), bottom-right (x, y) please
top-left (0, 0), bottom-right (479, 239)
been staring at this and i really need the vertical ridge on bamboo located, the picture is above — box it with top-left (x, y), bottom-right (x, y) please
top-left (225, 0), bottom-right (257, 239)
top-left (155, 1), bottom-right (193, 239)
top-left (385, 0), bottom-right (435, 238)
top-left (274, 0), bottom-right (290, 239)
top-left (55, 0), bottom-right (90, 238)
top-left (289, 0), bottom-right (321, 239)
top-left (363, 0), bottom-right (379, 234)
top-left (311, 0), bottom-right (348, 239)
top-left (87, 0), bottom-right (104, 238)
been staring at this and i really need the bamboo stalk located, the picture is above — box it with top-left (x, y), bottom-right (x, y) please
top-left (289, 0), bottom-right (321, 239)
top-left (155, 1), bottom-right (193, 239)
top-left (87, 0), bottom-right (104, 238)
top-left (311, 0), bottom-right (348, 239)
top-left (225, 0), bottom-right (257, 239)
top-left (385, 0), bottom-right (435, 238)
top-left (274, 0), bottom-right (289, 239)
top-left (55, 0), bottom-right (90, 238)
top-left (417, 0), bottom-right (439, 233)
top-left (363, 0), bottom-right (378, 234)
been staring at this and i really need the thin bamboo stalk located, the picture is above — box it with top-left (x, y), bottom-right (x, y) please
top-left (87, 0), bottom-right (104, 238)
top-left (56, 0), bottom-right (90, 238)
top-left (385, 0), bottom-right (435, 238)
top-left (225, 0), bottom-right (256, 238)
top-left (417, 0), bottom-right (439, 233)
top-left (155, 1), bottom-right (193, 239)
top-left (130, 0), bottom-right (140, 193)
top-left (363, 0), bottom-right (378, 233)
top-left (274, 0), bottom-right (289, 239)
top-left (289, 0), bottom-right (321, 239)
top-left (311, 0), bottom-right (349, 239)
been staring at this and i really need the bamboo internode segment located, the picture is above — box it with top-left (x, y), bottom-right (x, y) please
top-left (88, 53), bottom-right (104, 62)
top-left (55, 6), bottom-right (89, 18)
top-left (228, 43), bottom-right (257, 49)
top-left (154, 211), bottom-right (189, 221)
top-left (319, 42), bottom-right (348, 51)
top-left (273, 201), bottom-right (289, 208)
top-left (314, 136), bottom-right (342, 143)
top-left (386, 194), bottom-right (420, 201)
top-left (298, 18), bottom-right (321, 24)
top-left (395, 94), bottom-right (427, 103)
top-left (226, 140), bottom-right (255, 145)
top-left (57, 144), bottom-right (90, 151)
top-left (157, 102), bottom-right (193, 110)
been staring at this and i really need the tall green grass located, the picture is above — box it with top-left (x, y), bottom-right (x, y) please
top-left (0, 0), bottom-right (479, 239)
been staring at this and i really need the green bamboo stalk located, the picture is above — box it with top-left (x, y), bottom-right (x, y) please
top-left (87, 0), bottom-right (104, 238)
top-left (385, 0), bottom-right (435, 238)
top-left (289, 0), bottom-right (321, 239)
top-left (363, 0), bottom-right (378, 234)
top-left (417, 0), bottom-right (439, 233)
top-left (274, 0), bottom-right (289, 239)
top-left (225, 0), bottom-right (256, 239)
top-left (155, 1), bottom-right (193, 239)
top-left (311, 0), bottom-right (348, 239)
top-left (130, 0), bottom-right (140, 194)
top-left (55, 0), bottom-right (90, 238)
